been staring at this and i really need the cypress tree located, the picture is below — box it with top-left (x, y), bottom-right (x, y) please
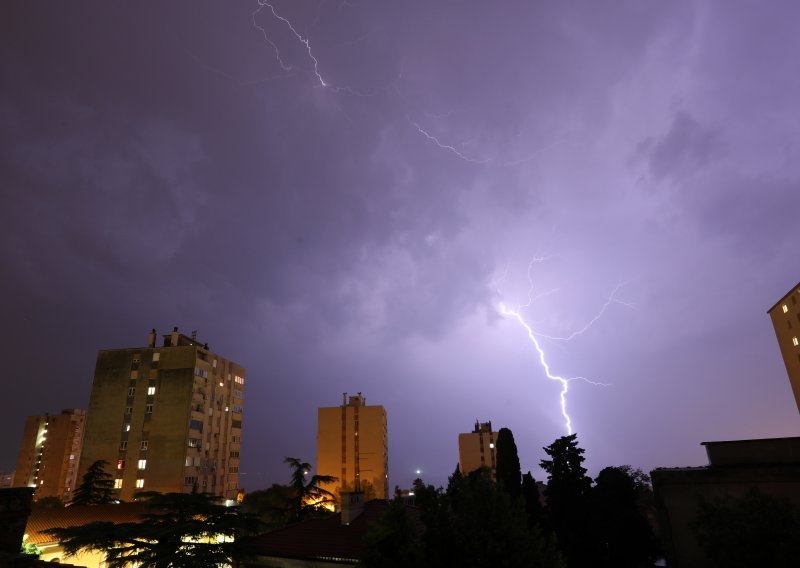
top-left (496, 427), bottom-right (522, 501)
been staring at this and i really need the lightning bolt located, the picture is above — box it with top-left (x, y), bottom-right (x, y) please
top-left (408, 118), bottom-right (491, 164)
top-left (497, 258), bottom-right (629, 434)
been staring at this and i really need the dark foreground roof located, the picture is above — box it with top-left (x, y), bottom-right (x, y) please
top-left (25, 503), bottom-right (147, 545)
top-left (246, 500), bottom-right (421, 563)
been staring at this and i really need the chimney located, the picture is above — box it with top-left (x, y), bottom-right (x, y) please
top-left (340, 491), bottom-right (364, 525)
top-left (147, 329), bottom-right (157, 348)
top-left (342, 392), bottom-right (347, 406)
top-left (171, 326), bottom-right (179, 347)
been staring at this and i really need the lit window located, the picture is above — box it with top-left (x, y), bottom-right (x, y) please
top-left (794, 337), bottom-right (799, 347)
top-left (117, 459), bottom-right (125, 470)
top-left (152, 353), bottom-right (160, 362)
top-left (136, 479), bottom-right (144, 488)
top-left (114, 479), bottom-right (123, 489)
top-left (69, 454), bottom-right (75, 460)
top-left (783, 304), bottom-right (790, 313)
top-left (138, 459), bottom-right (147, 470)
top-left (489, 443), bottom-right (495, 449)
top-left (147, 386), bottom-right (156, 396)
top-left (141, 441), bottom-right (149, 450)
top-left (124, 423), bottom-right (131, 432)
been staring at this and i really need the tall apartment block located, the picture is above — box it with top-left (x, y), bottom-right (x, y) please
top-left (768, 282), bottom-right (800, 413)
top-left (78, 328), bottom-right (245, 502)
top-left (458, 420), bottom-right (498, 478)
top-left (317, 393), bottom-right (388, 502)
top-left (12, 409), bottom-right (85, 502)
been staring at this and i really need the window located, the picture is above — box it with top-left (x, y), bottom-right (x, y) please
top-left (489, 443), bottom-right (495, 449)
top-left (147, 386), bottom-right (156, 396)
top-left (114, 479), bottom-right (123, 489)
top-left (235, 375), bottom-right (244, 385)
top-left (120, 441), bottom-right (128, 450)
top-left (117, 459), bottom-right (125, 470)
top-left (233, 389), bottom-right (243, 399)
top-left (152, 352), bottom-right (160, 362)
top-left (145, 404), bottom-right (153, 414)
top-left (140, 441), bottom-right (149, 450)
top-left (185, 476), bottom-right (198, 485)
top-left (794, 337), bottom-right (799, 347)
top-left (195, 367), bottom-right (208, 378)
top-left (188, 438), bottom-right (201, 448)
top-left (136, 479), bottom-right (144, 488)
top-left (233, 405), bottom-right (243, 413)
top-left (230, 451), bottom-right (240, 458)
top-left (213, 359), bottom-right (217, 368)
top-left (138, 459), bottom-right (147, 470)
top-left (783, 304), bottom-right (790, 313)
top-left (124, 423), bottom-right (131, 432)
top-left (124, 407), bottom-right (133, 415)
top-left (128, 387), bottom-right (136, 397)
top-left (229, 466), bottom-right (239, 473)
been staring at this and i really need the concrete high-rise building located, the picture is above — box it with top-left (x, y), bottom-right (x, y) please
top-left (78, 328), bottom-right (245, 502)
top-left (768, 282), bottom-right (800, 413)
top-left (458, 420), bottom-right (497, 478)
top-left (12, 409), bottom-right (85, 503)
top-left (317, 393), bottom-right (388, 502)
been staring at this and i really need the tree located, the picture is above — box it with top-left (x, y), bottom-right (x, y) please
top-left (496, 427), bottom-right (522, 501)
top-left (34, 496), bottom-right (65, 509)
top-left (241, 483), bottom-right (295, 529)
top-left (590, 466), bottom-right (658, 567)
top-left (540, 434), bottom-right (592, 567)
top-left (283, 457), bottom-right (337, 523)
top-left (70, 460), bottom-right (114, 506)
top-left (46, 491), bottom-right (264, 568)
top-left (521, 471), bottom-right (544, 528)
top-left (693, 489), bottom-right (800, 567)
top-left (361, 498), bottom-right (425, 568)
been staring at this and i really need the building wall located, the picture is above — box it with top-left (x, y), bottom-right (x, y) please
top-left (78, 330), bottom-right (245, 501)
top-left (458, 422), bottom-right (497, 478)
top-left (12, 409), bottom-right (85, 502)
top-left (768, 282), bottom-right (800, 413)
top-left (317, 394), bottom-right (388, 501)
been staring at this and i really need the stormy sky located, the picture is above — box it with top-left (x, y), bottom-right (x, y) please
top-left (1, 1), bottom-right (798, 490)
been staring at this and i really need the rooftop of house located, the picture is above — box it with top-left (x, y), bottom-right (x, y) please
top-left (25, 503), bottom-right (148, 545)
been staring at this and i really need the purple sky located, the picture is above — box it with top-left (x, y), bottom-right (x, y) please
top-left (2, 1), bottom-right (799, 491)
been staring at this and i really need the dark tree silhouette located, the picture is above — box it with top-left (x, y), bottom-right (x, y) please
top-left (70, 460), bottom-right (114, 506)
top-left (496, 427), bottom-right (522, 501)
top-left (361, 498), bottom-right (425, 568)
top-left (521, 471), bottom-right (544, 529)
top-left (46, 491), bottom-right (264, 568)
top-left (590, 466), bottom-right (658, 567)
top-left (283, 457), bottom-right (337, 523)
top-left (693, 489), bottom-right (800, 568)
top-left (540, 434), bottom-right (592, 567)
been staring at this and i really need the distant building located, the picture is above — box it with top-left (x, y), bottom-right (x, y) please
top-left (12, 409), bottom-right (85, 503)
top-left (651, 437), bottom-right (800, 567)
top-left (458, 420), bottom-right (497, 478)
top-left (767, 282), bottom-right (800, 412)
top-left (0, 471), bottom-right (14, 489)
top-left (317, 393), bottom-right (389, 501)
top-left (78, 328), bottom-right (245, 501)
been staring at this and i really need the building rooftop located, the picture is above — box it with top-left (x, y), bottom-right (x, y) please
top-left (245, 500), bottom-right (421, 563)
top-left (767, 281), bottom-right (800, 313)
top-left (25, 503), bottom-right (147, 545)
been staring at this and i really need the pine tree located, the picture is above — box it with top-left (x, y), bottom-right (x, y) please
top-left (71, 460), bottom-right (114, 506)
top-left (496, 427), bottom-right (522, 501)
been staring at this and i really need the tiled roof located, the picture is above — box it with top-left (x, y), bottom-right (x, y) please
top-left (25, 503), bottom-right (147, 545)
top-left (245, 500), bottom-right (421, 563)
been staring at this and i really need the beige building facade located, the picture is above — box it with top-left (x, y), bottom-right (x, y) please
top-left (458, 420), bottom-right (497, 478)
top-left (767, 281), bottom-right (800, 413)
top-left (78, 328), bottom-right (245, 501)
top-left (12, 409), bottom-right (85, 503)
top-left (317, 393), bottom-right (388, 502)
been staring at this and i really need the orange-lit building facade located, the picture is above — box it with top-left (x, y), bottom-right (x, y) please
top-left (13, 409), bottom-right (85, 503)
top-left (317, 393), bottom-right (388, 502)
top-left (78, 328), bottom-right (245, 502)
top-left (768, 282), bottom-right (800, 413)
top-left (458, 420), bottom-right (497, 478)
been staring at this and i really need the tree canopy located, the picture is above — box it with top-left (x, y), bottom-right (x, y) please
top-left (496, 427), bottom-right (522, 501)
top-left (70, 460), bottom-right (114, 506)
top-left (46, 491), bottom-right (263, 568)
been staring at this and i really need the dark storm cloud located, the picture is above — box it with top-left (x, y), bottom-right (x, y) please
top-left (2, 1), bottom-right (799, 490)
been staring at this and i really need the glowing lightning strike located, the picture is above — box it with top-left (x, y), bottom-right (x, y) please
top-left (256, 0), bottom-right (328, 87)
top-left (497, 259), bottom-right (629, 434)
top-left (408, 118), bottom-right (491, 164)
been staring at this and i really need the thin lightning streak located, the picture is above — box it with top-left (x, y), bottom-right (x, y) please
top-left (257, 0), bottom-right (328, 86)
top-left (408, 118), bottom-right (491, 164)
top-left (499, 302), bottom-right (576, 434)
top-left (498, 258), bottom-right (625, 434)
top-left (252, 2), bottom-right (293, 71)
